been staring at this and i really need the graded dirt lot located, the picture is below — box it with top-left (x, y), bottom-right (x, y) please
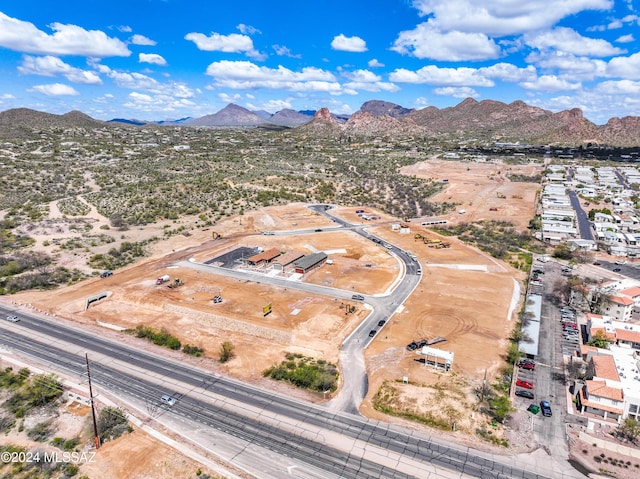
top-left (401, 157), bottom-right (542, 230)
top-left (5, 159), bottom-right (541, 474)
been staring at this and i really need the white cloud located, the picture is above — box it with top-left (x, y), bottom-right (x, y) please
top-left (130, 34), bottom-right (156, 46)
top-left (185, 31), bottom-right (265, 59)
top-left (595, 79), bottom-right (640, 94)
top-left (30, 83), bottom-right (80, 96)
top-left (409, 0), bottom-right (613, 36)
top-left (391, 23), bottom-right (500, 61)
top-left (0, 12), bottom-right (130, 57)
top-left (205, 60), bottom-right (341, 93)
top-left (527, 51), bottom-right (606, 81)
top-left (273, 45), bottom-right (301, 58)
top-left (520, 74), bottom-right (582, 91)
top-left (237, 24), bottom-right (260, 35)
top-left (394, 1), bottom-right (614, 61)
top-left (18, 55), bottom-right (102, 84)
top-left (524, 27), bottom-right (624, 57)
top-left (96, 63), bottom-right (196, 97)
top-left (0, 93), bottom-right (15, 99)
top-left (247, 99), bottom-right (293, 112)
top-left (343, 69), bottom-right (380, 82)
top-left (480, 62), bottom-right (537, 82)
top-left (218, 92), bottom-right (243, 103)
top-left (368, 58), bottom-right (384, 68)
top-left (123, 91), bottom-right (196, 112)
top-left (390, 62), bottom-right (536, 87)
top-left (340, 69), bottom-right (400, 93)
top-left (117, 25), bottom-right (132, 33)
top-left (615, 34), bottom-right (635, 43)
top-left (331, 34), bottom-right (367, 52)
top-left (433, 86), bottom-right (480, 98)
top-left (607, 52), bottom-right (640, 79)
top-left (139, 53), bottom-right (167, 66)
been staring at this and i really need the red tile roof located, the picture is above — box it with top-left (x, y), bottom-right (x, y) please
top-left (615, 328), bottom-right (640, 344)
top-left (583, 380), bottom-right (624, 403)
top-left (592, 355), bottom-right (620, 382)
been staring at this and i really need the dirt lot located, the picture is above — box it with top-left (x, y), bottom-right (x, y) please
top-left (5, 159), bottom-right (543, 474)
top-left (401, 157), bottom-right (541, 230)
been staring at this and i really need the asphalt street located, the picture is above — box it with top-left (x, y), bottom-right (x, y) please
top-left (0, 312), bottom-right (564, 479)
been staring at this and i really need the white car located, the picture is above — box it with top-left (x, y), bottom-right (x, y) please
top-left (5, 315), bottom-right (19, 322)
top-left (615, 260), bottom-right (628, 265)
top-left (161, 394), bottom-right (176, 406)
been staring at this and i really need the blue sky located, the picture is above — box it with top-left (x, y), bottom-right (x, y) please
top-left (0, 0), bottom-right (639, 124)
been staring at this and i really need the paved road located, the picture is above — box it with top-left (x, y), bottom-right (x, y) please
top-left (0, 309), bottom-right (568, 479)
top-left (567, 191), bottom-right (593, 240)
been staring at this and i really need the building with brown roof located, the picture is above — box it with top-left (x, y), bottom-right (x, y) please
top-left (246, 248), bottom-right (281, 266)
top-left (578, 354), bottom-right (625, 420)
top-left (272, 250), bottom-right (305, 271)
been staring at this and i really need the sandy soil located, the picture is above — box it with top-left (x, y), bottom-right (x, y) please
top-left (401, 158), bottom-right (541, 230)
top-left (4, 159), bottom-right (541, 474)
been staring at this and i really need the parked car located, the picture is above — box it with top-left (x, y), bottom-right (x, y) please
top-left (516, 380), bottom-right (534, 389)
top-left (100, 270), bottom-right (113, 278)
top-left (615, 260), bottom-right (628, 265)
top-left (518, 362), bottom-right (535, 370)
top-left (593, 261), bottom-right (601, 266)
top-left (515, 390), bottom-right (534, 399)
top-left (527, 404), bottom-right (540, 414)
top-left (540, 400), bottom-right (552, 417)
top-left (518, 358), bottom-right (535, 366)
top-left (613, 268), bottom-right (621, 272)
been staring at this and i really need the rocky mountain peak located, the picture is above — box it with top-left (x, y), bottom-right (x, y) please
top-left (314, 107), bottom-right (332, 121)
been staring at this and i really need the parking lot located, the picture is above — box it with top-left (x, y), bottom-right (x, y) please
top-left (512, 257), bottom-right (585, 452)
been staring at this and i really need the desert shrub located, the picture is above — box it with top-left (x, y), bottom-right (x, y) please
top-left (27, 419), bottom-right (54, 441)
top-left (183, 344), bottom-right (204, 357)
top-left (263, 354), bottom-right (338, 392)
top-left (219, 341), bottom-right (235, 363)
top-left (97, 407), bottom-right (130, 443)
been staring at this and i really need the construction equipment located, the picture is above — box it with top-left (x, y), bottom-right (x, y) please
top-left (496, 192), bottom-right (506, 199)
top-left (512, 194), bottom-right (523, 199)
top-left (489, 207), bottom-right (498, 211)
top-left (212, 231), bottom-right (222, 240)
top-left (156, 274), bottom-right (170, 285)
top-left (167, 278), bottom-right (184, 289)
top-left (414, 233), bottom-right (423, 240)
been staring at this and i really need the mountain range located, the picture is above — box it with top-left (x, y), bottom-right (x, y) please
top-left (1, 99), bottom-right (639, 147)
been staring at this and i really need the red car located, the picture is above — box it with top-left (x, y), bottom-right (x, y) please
top-left (518, 362), bottom-right (535, 370)
top-left (516, 379), bottom-right (534, 389)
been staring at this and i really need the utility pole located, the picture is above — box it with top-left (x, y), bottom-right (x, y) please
top-left (85, 353), bottom-right (100, 449)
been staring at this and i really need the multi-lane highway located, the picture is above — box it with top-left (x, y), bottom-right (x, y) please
top-left (0, 306), bottom-right (568, 479)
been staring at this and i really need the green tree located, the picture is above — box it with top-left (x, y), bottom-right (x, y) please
top-left (488, 395), bottom-right (513, 423)
top-left (587, 330), bottom-right (611, 349)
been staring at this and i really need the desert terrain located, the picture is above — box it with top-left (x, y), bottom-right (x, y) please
top-left (4, 158), bottom-right (543, 476)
